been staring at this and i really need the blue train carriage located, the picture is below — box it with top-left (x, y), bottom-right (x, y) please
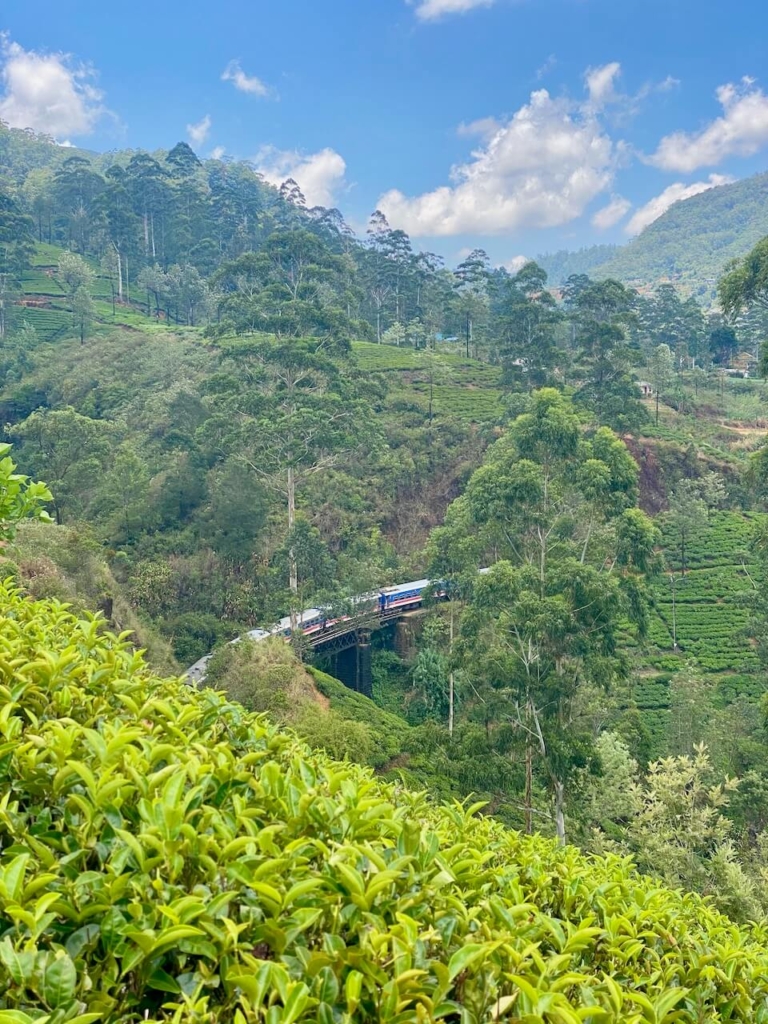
top-left (379, 578), bottom-right (432, 612)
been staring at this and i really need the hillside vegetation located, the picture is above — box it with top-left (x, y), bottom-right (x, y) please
top-left (593, 173), bottom-right (768, 296)
top-left (534, 172), bottom-right (768, 296)
top-left (8, 122), bottom-right (768, 902)
top-left (4, 580), bottom-right (768, 1023)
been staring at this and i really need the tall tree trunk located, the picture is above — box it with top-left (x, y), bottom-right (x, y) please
top-left (671, 573), bottom-right (677, 648)
top-left (525, 738), bottom-right (533, 834)
top-left (553, 779), bottom-right (566, 846)
top-left (448, 603), bottom-right (455, 737)
top-left (524, 697), bottom-right (533, 834)
top-left (288, 464), bottom-right (298, 632)
top-left (113, 244), bottom-right (123, 301)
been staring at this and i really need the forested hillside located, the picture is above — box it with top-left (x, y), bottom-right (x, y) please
top-left (535, 173), bottom-right (768, 296)
top-left (593, 173), bottom-right (768, 296)
top-left (10, 0), bottom-right (768, 1011)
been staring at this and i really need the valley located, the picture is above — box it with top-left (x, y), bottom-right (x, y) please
top-left (5, 107), bottom-right (768, 1018)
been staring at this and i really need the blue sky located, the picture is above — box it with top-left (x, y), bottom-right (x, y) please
top-left (2, 0), bottom-right (768, 266)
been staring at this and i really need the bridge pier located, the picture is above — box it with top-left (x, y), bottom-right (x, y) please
top-left (356, 631), bottom-right (372, 698)
top-left (394, 618), bottom-right (419, 660)
top-left (328, 632), bottom-right (373, 697)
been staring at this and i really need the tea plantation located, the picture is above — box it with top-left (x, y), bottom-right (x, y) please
top-left (352, 341), bottom-right (505, 423)
top-left (630, 510), bottom-right (768, 752)
top-left (13, 244), bottom-right (176, 341)
top-left (3, 581), bottom-right (768, 1023)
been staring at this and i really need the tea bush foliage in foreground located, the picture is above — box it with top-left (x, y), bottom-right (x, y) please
top-left (3, 583), bottom-right (768, 1023)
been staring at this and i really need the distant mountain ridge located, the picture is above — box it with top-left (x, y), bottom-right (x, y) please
top-left (538, 171), bottom-right (768, 297)
top-left (535, 244), bottom-right (619, 284)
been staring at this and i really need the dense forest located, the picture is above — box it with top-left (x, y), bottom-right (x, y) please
top-left (7, 116), bottom-right (768, 937)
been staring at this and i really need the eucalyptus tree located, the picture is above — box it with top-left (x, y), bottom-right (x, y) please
top-left (213, 230), bottom-right (356, 342)
top-left (570, 278), bottom-right (646, 431)
top-left (20, 168), bottom-right (54, 243)
top-left (124, 153), bottom-right (170, 263)
top-left (52, 155), bottom-right (105, 253)
top-left (497, 261), bottom-right (562, 386)
top-left (364, 210), bottom-right (395, 342)
top-left (0, 191), bottom-right (34, 339)
top-left (72, 285), bottom-right (94, 344)
top-left (453, 249), bottom-right (490, 358)
top-left (216, 337), bottom-right (380, 628)
top-left (100, 165), bottom-right (142, 303)
top-left (164, 142), bottom-right (210, 263)
top-left (648, 343), bottom-right (674, 424)
top-left (448, 389), bottom-right (657, 841)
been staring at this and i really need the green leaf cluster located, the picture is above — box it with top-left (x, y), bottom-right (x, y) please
top-left (1, 583), bottom-right (768, 1022)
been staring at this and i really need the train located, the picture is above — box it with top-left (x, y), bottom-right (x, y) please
top-left (265, 576), bottom-right (440, 640)
top-left (186, 570), bottom-right (489, 684)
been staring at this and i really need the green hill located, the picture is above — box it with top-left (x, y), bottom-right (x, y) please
top-left (4, 578), bottom-right (768, 1022)
top-left (536, 172), bottom-right (768, 297)
top-left (536, 244), bottom-right (620, 285)
top-left (593, 172), bottom-right (768, 297)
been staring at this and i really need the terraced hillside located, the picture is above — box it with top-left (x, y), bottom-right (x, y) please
top-left (11, 243), bottom-right (175, 339)
top-left (352, 341), bottom-right (505, 423)
top-left (627, 510), bottom-right (767, 752)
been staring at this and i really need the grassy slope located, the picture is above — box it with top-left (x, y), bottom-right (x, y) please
top-left (15, 246), bottom-right (505, 424)
top-left (12, 245), bottom-right (768, 759)
top-left (1, 519), bottom-right (178, 673)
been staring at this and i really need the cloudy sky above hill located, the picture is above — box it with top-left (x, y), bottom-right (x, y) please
top-left (2, 0), bottom-right (767, 265)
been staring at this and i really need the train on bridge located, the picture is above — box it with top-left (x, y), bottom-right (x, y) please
top-left (186, 571), bottom-right (489, 684)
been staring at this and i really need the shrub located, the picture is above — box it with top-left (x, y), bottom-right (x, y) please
top-left (4, 581), bottom-right (768, 1022)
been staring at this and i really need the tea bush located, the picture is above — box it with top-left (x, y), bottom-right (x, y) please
top-left (4, 580), bottom-right (768, 1023)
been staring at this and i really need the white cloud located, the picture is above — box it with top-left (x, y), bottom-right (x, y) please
top-left (378, 87), bottom-right (617, 236)
top-left (254, 146), bottom-right (347, 208)
top-left (221, 60), bottom-right (273, 98)
top-left (0, 33), bottom-right (107, 138)
top-left (584, 64), bottom-right (679, 124)
top-left (187, 114), bottom-right (212, 147)
top-left (592, 194), bottom-right (631, 229)
top-left (585, 62), bottom-right (622, 107)
top-left (536, 54), bottom-right (557, 81)
top-left (210, 145), bottom-right (226, 160)
top-left (650, 77), bottom-right (768, 172)
top-left (410, 0), bottom-right (495, 21)
top-left (625, 174), bottom-right (733, 235)
top-left (501, 255), bottom-right (531, 273)
top-left (658, 75), bottom-right (681, 93)
top-left (457, 116), bottom-right (502, 140)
